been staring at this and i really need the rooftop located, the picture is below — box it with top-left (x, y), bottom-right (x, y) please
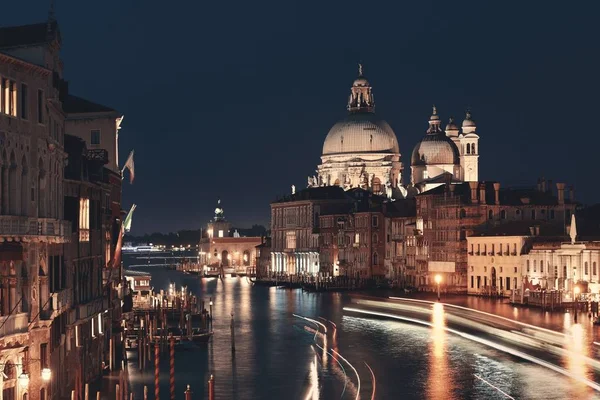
top-left (63, 94), bottom-right (119, 114)
top-left (0, 21), bottom-right (58, 48)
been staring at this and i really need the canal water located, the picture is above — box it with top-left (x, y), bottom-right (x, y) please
top-left (124, 256), bottom-right (600, 399)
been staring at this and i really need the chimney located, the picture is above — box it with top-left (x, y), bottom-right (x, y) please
top-left (569, 185), bottom-right (575, 202)
top-left (479, 183), bottom-right (486, 205)
top-left (469, 182), bottom-right (479, 204)
top-left (493, 183), bottom-right (500, 205)
top-left (556, 183), bottom-right (565, 205)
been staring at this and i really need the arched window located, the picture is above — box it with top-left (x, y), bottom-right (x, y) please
top-left (3, 361), bottom-right (16, 400)
top-left (38, 158), bottom-right (46, 217)
top-left (526, 260), bottom-right (530, 273)
top-left (466, 143), bottom-right (471, 154)
top-left (540, 260), bottom-right (544, 273)
top-left (472, 144), bottom-right (476, 154)
top-left (500, 210), bottom-right (506, 220)
top-left (334, 179), bottom-right (340, 186)
top-left (372, 233), bottom-right (378, 243)
top-left (460, 228), bottom-right (466, 240)
top-left (372, 177), bottom-right (381, 193)
top-left (533, 260), bottom-right (537, 272)
top-left (563, 265), bottom-right (567, 277)
top-left (460, 209), bottom-right (466, 218)
top-left (221, 250), bottom-right (229, 266)
top-left (8, 151), bottom-right (17, 214)
top-left (585, 262), bottom-right (589, 275)
top-left (488, 210), bottom-right (493, 220)
top-left (373, 253), bottom-right (378, 265)
top-left (21, 155), bottom-right (28, 216)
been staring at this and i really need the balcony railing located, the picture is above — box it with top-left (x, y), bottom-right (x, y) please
top-left (0, 313), bottom-right (29, 337)
top-left (52, 289), bottom-right (72, 314)
top-left (0, 216), bottom-right (71, 241)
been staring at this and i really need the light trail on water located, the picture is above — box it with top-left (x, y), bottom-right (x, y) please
top-left (364, 362), bottom-right (376, 400)
top-left (344, 307), bottom-right (600, 393)
top-left (473, 374), bottom-right (515, 399)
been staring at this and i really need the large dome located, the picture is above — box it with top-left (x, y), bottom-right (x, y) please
top-left (411, 133), bottom-right (460, 166)
top-left (322, 112), bottom-right (400, 156)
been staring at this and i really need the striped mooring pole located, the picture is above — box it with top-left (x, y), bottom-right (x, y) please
top-left (170, 335), bottom-right (176, 400)
top-left (208, 375), bottom-right (215, 400)
top-left (154, 342), bottom-right (160, 400)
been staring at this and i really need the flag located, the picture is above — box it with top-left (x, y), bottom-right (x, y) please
top-left (123, 150), bottom-right (135, 183)
top-left (123, 204), bottom-right (137, 233)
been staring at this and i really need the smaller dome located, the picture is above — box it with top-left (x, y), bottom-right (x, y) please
top-left (445, 117), bottom-right (459, 132)
top-left (411, 133), bottom-right (460, 166)
top-left (462, 110), bottom-right (476, 128)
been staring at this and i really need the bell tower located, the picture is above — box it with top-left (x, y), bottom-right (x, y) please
top-left (460, 110), bottom-right (479, 182)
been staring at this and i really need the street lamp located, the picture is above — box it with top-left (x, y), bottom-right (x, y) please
top-left (41, 367), bottom-right (52, 382)
top-left (19, 372), bottom-right (29, 388)
top-left (435, 274), bottom-right (442, 301)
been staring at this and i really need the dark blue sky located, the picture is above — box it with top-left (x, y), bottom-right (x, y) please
top-left (3, 1), bottom-right (599, 234)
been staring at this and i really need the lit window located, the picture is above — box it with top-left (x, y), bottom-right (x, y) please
top-left (423, 170), bottom-right (429, 179)
top-left (79, 198), bottom-right (90, 242)
top-left (286, 231), bottom-right (297, 249)
top-left (75, 325), bottom-right (80, 347)
top-left (355, 233), bottom-right (360, 243)
top-left (91, 129), bottom-right (101, 145)
top-left (218, 230), bottom-right (224, 238)
top-left (98, 314), bottom-right (103, 334)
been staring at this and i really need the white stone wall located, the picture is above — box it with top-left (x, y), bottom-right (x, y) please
top-left (467, 236), bottom-right (526, 296)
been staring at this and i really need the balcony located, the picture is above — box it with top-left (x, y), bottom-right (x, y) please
top-left (0, 312), bottom-right (29, 337)
top-left (0, 216), bottom-right (71, 243)
top-left (51, 289), bottom-right (72, 315)
top-left (87, 149), bottom-right (108, 164)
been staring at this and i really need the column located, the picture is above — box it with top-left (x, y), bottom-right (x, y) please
top-left (9, 276), bottom-right (17, 312)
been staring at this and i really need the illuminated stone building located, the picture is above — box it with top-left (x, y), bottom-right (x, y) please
top-left (411, 107), bottom-right (480, 192)
top-left (0, 14), bottom-right (70, 400)
top-left (467, 222), bottom-right (566, 296)
top-left (198, 201), bottom-right (262, 273)
top-left (63, 94), bottom-right (125, 376)
top-left (63, 134), bottom-right (112, 394)
top-left (417, 180), bottom-right (577, 291)
top-left (270, 187), bottom-right (350, 275)
top-left (310, 66), bottom-right (404, 199)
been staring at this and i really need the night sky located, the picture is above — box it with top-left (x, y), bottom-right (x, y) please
top-left (3, 1), bottom-right (599, 234)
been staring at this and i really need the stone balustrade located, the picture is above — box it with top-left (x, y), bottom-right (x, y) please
top-left (0, 312), bottom-right (29, 337)
top-left (0, 215), bottom-right (71, 242)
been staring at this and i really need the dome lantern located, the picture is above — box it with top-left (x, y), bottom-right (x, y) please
top-left (462, 109), bottom-right (477, 133)
top-left (347, 64), bottom-right (375, 113)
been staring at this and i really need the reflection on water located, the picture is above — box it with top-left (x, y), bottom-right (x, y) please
top-left (124, 261), bottom-right (600, 399)
top-left (427, 303), bottom-right (454, 400)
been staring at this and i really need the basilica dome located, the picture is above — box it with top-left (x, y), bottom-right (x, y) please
top-left (411, 133), bottom-right (460, 166)
top-left (322, 112), bottom-right (400, 156)
top-left (411, 106), bottom-right (460, 166)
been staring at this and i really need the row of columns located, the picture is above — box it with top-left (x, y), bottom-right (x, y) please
top-left (271, 252), bottom-right (320, 275)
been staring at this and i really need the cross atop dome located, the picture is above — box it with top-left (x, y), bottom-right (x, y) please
top-left (347, 63), bottom-right (375, 113)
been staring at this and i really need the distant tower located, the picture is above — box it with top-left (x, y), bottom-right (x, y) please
top-left (445, 116), bottom-right (462, 179)
top-left (459, 110), bottom-right (479, 182)
top-left (207, 199), bottom-right (231, 238)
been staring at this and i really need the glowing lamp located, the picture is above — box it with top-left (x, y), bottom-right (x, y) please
top-left (209, 300), bottom-right (213, 306)
top-left (41, 368), bottom-right (52, 382)
top-left (19, 372), bottom-right (29, 388)
top-left (574, 286), bottom-right (580, 295)
top-left (434, 274), bottom-right (442, 285)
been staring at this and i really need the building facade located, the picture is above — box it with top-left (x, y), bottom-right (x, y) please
top-left (198, 201), bottom-right (262, 274)
top-left (0, 16), bottom-right (71, 400)
top-left (417, 181), bottom-right (577, 292)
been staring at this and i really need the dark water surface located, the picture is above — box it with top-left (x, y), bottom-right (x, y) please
top-left (125, 262), bottom-right (600, 399)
